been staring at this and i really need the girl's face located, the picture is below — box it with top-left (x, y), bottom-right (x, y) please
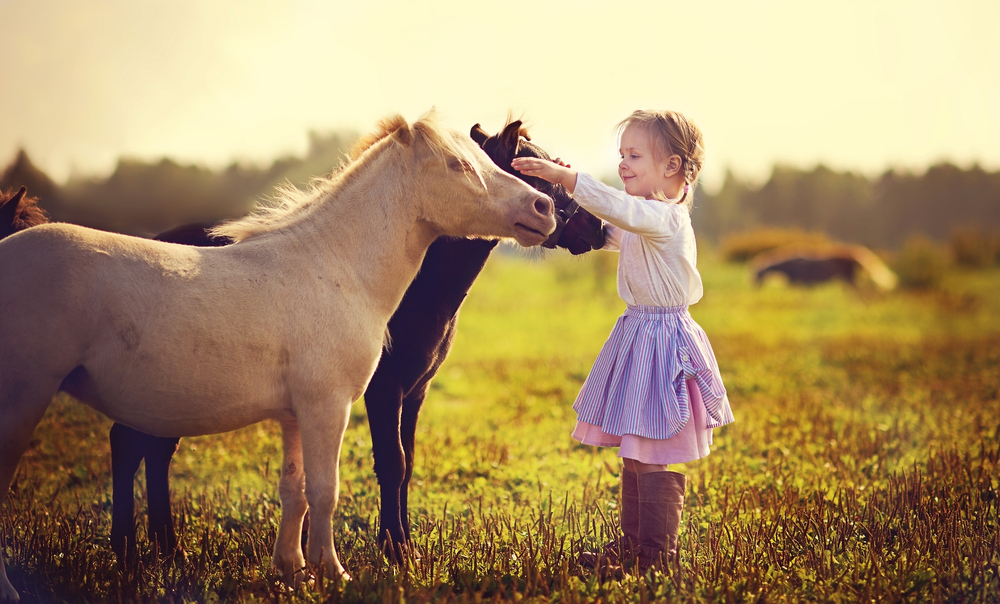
top-left (618, 126), bottom-right (674, 200)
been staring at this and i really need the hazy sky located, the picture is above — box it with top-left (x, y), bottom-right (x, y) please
top-left (2, 0), bottom-right (998, 190)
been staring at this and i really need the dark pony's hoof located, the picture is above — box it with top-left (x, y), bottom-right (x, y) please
top-left (378, 534), bottom-right (420, 566)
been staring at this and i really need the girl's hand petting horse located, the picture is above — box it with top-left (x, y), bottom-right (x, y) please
top-left (511, 157), bottom-right (578, 194)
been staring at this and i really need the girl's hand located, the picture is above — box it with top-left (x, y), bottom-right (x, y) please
top-left (511, 157), bottom-right (577, 194)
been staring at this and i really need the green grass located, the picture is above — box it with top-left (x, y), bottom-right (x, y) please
top-left (3, 249), bottom-right (999, 602)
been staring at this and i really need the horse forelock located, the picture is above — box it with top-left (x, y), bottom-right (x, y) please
top-left (348, 112), bottom-right (468, 166)
top-left (348, 114), bottom-right (409, 161)
top-left (410, 114), bottom-right (489, 190)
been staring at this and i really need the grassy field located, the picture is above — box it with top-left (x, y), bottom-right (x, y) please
top-left (3, 248), bottom-right (999, 603)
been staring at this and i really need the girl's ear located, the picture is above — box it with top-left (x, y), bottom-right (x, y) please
top-left (664, 155), bottom-right (682, 178)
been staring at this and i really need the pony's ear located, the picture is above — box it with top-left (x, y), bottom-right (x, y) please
top-left (393, 122), bottom-right (414, 146)
top-left (487, 120), bottom-right (523, 166)
top-left (470, 124), bottom-right (490, 146)
top-left (0, 186), bottom-right (26, 224)
top-left (500, 121), bottom-right (523, 150)
top-left (11, 186), bottom-right (27, 206)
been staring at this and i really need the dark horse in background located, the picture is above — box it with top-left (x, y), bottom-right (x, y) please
top-left (752, 244), bottom-right (898, 291)
top-left (2, 121), bottom-right (605, 563)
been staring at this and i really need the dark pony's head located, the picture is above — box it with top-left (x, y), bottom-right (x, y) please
top-left (0, 187), bottom-right (50, 240)
top-left (471, 121), bottom-right (605, 255)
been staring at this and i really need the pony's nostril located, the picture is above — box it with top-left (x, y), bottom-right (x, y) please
top-left (534, 197), bottom-right (553, 217)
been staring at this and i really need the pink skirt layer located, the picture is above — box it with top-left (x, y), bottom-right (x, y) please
top-left (572, 378), bottom-right (713, 465)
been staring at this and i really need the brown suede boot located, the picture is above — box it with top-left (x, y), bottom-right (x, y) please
top-left (635, 471), bottom-right (685, 570)
top-left (579, 466), bottom-right (639, 569)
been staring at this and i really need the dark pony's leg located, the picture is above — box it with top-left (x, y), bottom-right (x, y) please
top-left (398, 319), bottom-right (456, 542)
top-left (364, 365), bottom-right (407, 559)
top-left (109, 423), bottom-right (148, 563)
top-left (144, 434), bottom-right (181, 555)
top-left (398, 384), bottom-right (429, 540)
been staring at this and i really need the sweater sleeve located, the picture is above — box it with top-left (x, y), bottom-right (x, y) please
top-left (603, 224), bottom-right (622, 251)
top-left (573, 173), bottom-right (683, 240)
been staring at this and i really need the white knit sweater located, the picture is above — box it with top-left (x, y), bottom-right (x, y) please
top-left (573, 173), bottom-right (703, 307)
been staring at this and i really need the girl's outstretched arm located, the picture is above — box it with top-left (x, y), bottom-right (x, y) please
top-left (511, 157), bottom-right (578, 194)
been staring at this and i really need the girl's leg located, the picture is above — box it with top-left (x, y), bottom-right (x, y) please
top-left (579, 457), bottom-right (640, 569)
top-left (626, 459), bottom-right (669, 474)
top-left (616, 459), bottom-right (641, 547)
top-left (626, 457), bottom-right (686, 568)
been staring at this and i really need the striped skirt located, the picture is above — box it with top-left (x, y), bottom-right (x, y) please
top-left (572, 305), bottom-right (734, 446)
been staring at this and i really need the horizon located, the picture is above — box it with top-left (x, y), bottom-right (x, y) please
top-left (2, 0), bottom-right (998, 193)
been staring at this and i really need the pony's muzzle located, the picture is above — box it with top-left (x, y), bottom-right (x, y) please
top-left (533, 195), bottom-right (554, 219)
top-left (510, 193), bottom-right (556, 247)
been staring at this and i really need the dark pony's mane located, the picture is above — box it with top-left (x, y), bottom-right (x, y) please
top-left (1, 187), bottom-right (50, 235)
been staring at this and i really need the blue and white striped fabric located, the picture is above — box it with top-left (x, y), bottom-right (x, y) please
top-left (573, 305), bottom-right (734, 440)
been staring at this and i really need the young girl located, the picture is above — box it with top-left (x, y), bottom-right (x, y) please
top-left (512, 109), bottom-right (734, 571)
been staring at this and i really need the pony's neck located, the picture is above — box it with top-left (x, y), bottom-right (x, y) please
top-left (288, 144), bottom-right (439, 320)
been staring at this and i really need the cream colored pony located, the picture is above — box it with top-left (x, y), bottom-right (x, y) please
top-left (0, 113), bottom-right (555, 601)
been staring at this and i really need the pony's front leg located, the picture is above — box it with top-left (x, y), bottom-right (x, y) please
top-left (299, 400), bottom-right (353, 581)
top-left (272, 421), bottom-right (308, 585)
top-left (1, 379), bottom-right (60, 602)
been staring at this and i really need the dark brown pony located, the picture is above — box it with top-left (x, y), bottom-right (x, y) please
top-left (755, 255), bottom-right (859, 286)
top-left (366, 122), bottom-right (603, 559)
top-left (0, 187), bottom-right (49, 238)
top-left (753, 244), bottom-right (898, 291)
top-left (7, 122), bottom-right (602, 563)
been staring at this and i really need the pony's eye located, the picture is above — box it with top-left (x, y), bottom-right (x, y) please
top-left (448, 157), bottom-right (473, 173)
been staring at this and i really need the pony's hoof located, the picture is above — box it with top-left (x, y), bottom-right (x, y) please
top-left (173, 546), bottom-right (189, 563)
top-left (272, 555), bottom-right (307, 588)
top-left (326, 562), bottom-right (351, 582)
top-left (379, 537), bottom-right (420, 566)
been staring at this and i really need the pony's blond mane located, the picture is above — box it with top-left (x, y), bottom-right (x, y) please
top-left (213, 111), bottom-right (477, 243)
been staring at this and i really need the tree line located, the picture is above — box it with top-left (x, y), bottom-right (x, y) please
top-left (0, 130), bottom-right (356, 237)
top-left (3, 141), bottom-right (998, 249)
top-left (693, 163), bottom-right (1000, 250)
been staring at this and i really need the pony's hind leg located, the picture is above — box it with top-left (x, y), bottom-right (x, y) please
top-left (298, 400), bottom-right (353, 581)
top-left (1, 379), bottom-right (60, 602)
top-left (364, 370), bottom-right (408, 559)
top-left (109, 423), bottom-right (147, 564)
top-left (144, 433), bottom-right (180, 556)
top-left (399, 384), bottom-right (430, 542)
top-left (272, 421), bottom-right (308, 585)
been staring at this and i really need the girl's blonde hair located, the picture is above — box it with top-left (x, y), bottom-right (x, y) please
top-left (616, 109), bottom-right (705, 208)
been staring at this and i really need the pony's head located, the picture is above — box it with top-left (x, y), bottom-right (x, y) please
top-left (0, 186), bottom-right (50, 240)
top-left (212, 113), bottom-right (555, 247)
top-left (353, 113), bottom-right (556, 247)
top-left (471, 121), bottom-right (606, 255)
